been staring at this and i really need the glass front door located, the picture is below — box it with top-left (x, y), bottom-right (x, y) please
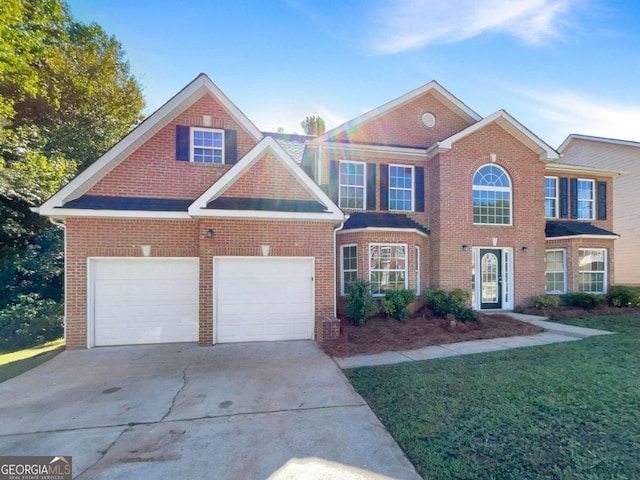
top-left (480, 249), bottom-right (502, 309)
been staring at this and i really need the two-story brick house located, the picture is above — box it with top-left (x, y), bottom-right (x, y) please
top-left (39, 74), bottom-right (622, 349)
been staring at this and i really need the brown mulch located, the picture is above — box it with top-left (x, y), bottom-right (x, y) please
top-left (322, 311), bottom-right (542, 357)
top-left (517, 305), bottom-right (640, 320)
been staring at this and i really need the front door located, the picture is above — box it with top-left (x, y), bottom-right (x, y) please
top-left (480, 249), bottom-right (502, 309)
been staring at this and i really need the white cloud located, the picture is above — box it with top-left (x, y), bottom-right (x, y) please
top-left (368, 0), bottom-right (580, 54)
top-left (525, 89), bottom-right (640, 145)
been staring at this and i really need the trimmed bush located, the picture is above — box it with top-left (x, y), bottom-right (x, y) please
top-left (560, 292), bottom-right (604, 310)
top-left (532, 294), bottom-right (560, 309)
top-left (0, 294), bottom-right (64, 352)
top-left (606, 285), bottom-right (640, 308)
top-left (345, 280), bottom-right (378, 326)
top-left (424, 288), bottom-right (476, 322)
top-left (381, 289), bottom-right (416, 321)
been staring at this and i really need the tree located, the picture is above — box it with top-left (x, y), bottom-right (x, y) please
top-left (300, 116), bottom-right (326, 136)
top-left (0, 0), bottom-right (145, 345)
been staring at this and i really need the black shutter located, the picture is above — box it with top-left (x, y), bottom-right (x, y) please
top-left (224, 129), bottom-right (238, 164)
top-left (570, 178), bottom-right (578, 219)
top-left (559, 177), bottom-right (568, 218)
top-left (380, 164), bottom-right (389, 211)
top-left (366, 163), bottom-right (376, 210)
top-left (329, 160), bottom-right (339, 204)
top-left (176, 125), bottom-right (190, 161)
top-left (597, 181), bottom-right (607, 220)
top-left (415, 166), bottom-right (425, 212)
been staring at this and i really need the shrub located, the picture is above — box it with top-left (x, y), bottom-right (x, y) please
top-left (531, 294), bottom-right (560, 309)
top-left (606, 285), bottom-right (640, 308)
top-left (424, 288), bottom-right (476, 322)
top-left (0, 294), bottom-right (64, 352)
top-left (381, 289), bottom-right (416, 321)
top-left (345, 280), bottom-right (378, 326)
top-left (560, 292), bottom-right (604, 310)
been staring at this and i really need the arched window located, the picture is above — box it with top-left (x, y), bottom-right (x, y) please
top-left (473, 165), bottom-right (512, 225)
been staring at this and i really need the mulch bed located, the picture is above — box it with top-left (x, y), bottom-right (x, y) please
top-left (517, 305), bottom-right (640, 320)
top-left (322, 311), bottom-right (542, 357)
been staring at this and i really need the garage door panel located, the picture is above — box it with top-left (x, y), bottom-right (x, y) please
top-left (92, 259), bottom-right (199, 346)
top-left (215, 258), bottom-right (314, 343)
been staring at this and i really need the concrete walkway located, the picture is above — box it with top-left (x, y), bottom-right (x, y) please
top-left (335, 313), bottom-right (614, 369)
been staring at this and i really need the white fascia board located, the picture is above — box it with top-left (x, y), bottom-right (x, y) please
top-left (546, 234), bottom-right (619, 241)
top-left (189, 136), bottom-right (344, 219)
top-left (545, 162), bottom-right (628, 177)
top-left (313, 80), bottom-right (481, 144)
top-left (558, 133), bottom-right (640, 153)
top-left (336, 227), bottom-right (429, 238)
top-left (190, 209), bottom-right (344, 222)
top-left (39, 209), bottom-right (192, 220)
top-left (319, 142), bottom-right (427, 159)
top-left (40, 74), bottom-right (263, 214)
top-left (436, 110), bottom-right (559, 162)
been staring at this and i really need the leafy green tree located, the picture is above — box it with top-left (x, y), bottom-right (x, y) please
top-left (0, 0), bottom-right (145, 345)
top-left (300, 116), bottom-right (326, 136)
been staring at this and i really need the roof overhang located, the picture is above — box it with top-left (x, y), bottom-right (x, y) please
top-left (545, 163), bottom-right (628, 177)
top-left (426, 110), bottom-right (559, 162)
top-left (317, 142), bottom-right (427, 160)
top-left (558, 133), bottom-right (640, 153)
top-left (337, 227), bottom-right (429, 238)
top-left (546, 234), bottom-right (619, 241)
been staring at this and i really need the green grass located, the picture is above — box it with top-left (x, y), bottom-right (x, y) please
top-left (0, 338), bottom-right (65, 383)
top-left (348, 314), bottom-right (640, 480)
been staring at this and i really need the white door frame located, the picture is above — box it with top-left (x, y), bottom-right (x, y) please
top-left (87, 257), bottom-right (199, 348)
top-left (212, 256), bottom-right (315, 344)
top-left (471, 247), bottom-right (514, 310)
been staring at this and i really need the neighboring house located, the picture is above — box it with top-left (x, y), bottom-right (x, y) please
top-left (38, 74), bottom-right (624, 349)
top-left (558, 135), bottom-right (638, 285)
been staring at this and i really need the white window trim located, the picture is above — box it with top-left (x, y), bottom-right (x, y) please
top-left (388, 164), bottom-right (415, 212)
top-left (369, 243), bottom-right (408, 297)
top-left (338, 161), bottom-right (366, 210)
top-left (415, 246), bottom-right (420, 295)
top-left (577, 178), bottom-right (595, 220)
top-left (340, 244), bottom-right (358, 296)
top-left (472, 164), bottom-right (513, 226)
top-left (545, 249), bottom-right (566, 294)
top-left (578, 248), bottom-right (607, 293)
top-left (544, 176), bottom-right (559, 219)
top-left (191, 127), bottom-right (225, 164)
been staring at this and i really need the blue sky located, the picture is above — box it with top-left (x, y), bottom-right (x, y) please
top-left (66, 0), bottom-right (640, 146)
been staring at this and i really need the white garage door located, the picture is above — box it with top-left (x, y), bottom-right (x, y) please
top-left (215, 257), bottom-right (314, 343)
top-left (91, 258), bottom-right (199, 346)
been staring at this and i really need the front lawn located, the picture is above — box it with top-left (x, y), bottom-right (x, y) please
top-left (0, 338), bottom-right (65, 383)
top-left (348, 314), bottom-right (640, 479)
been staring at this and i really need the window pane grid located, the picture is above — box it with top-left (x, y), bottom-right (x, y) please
top-left (545, 177), bottom-right (557, 218)
top-left (577, 180), bottom-right (594, 219)
top-left (193, 129), bottom-right (223, 164)
top-left (341, 245), bottom-right (358, 294)
top-left (545, 250), bottom-right (565, 293)
top-left (369, 244), bottom-right (407, 296)
top-left (578, 249), bottom-right (606, 293)
top-left (389, 165), bottom-right (413, 211)
top-left (473, 165), bottom-right (511, 225)
top-left (339, 162), bottom-right (365, 209)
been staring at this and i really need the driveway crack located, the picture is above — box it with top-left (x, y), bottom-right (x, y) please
top-left (160, 364), bottom-right (190, 422)
top-left (75, 425), bottom-right (131, 479)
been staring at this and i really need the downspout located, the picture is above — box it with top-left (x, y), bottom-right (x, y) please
top-left (48, 217), bottom-right (67, 345)
top-left (333, 215), bottom-right (347, 317)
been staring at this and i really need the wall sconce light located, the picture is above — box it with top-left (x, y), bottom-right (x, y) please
top-left (206, 229), bottom-right (214, 238)
top-left (522, 246), bottom-right (529, 253)
top-left (462, 245), bottom-right (469, 251)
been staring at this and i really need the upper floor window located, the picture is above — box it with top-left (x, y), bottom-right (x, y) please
top-left (192, 128), bottom-right (224, 164)
top-left (339, 161), bottom-right (365, 209)
top-left (544, 176), bottom-right (558, 218)
top-left (389, 165), bottom-right (414, 211)
top-left (472, 165), bottom-right (512, 225)
top-left (577, 179), bottom-right (594, 220)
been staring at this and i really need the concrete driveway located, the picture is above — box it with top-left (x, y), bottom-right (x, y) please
top-left (0, 341), bottom-right (420, 479)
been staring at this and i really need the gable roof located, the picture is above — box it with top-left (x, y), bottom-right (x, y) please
top-left (262, 132), bottom-right (314, 164)
top-left (558, 134), bottom-right (640, 153)
top-left (39, 73), bottom-right (263, 217)
top-left (189, 136), bottom-right (343, 221)
top-left (314, 80), bottom-right (481, 144)
top-left (426, 109), bottom-right (559, 162)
